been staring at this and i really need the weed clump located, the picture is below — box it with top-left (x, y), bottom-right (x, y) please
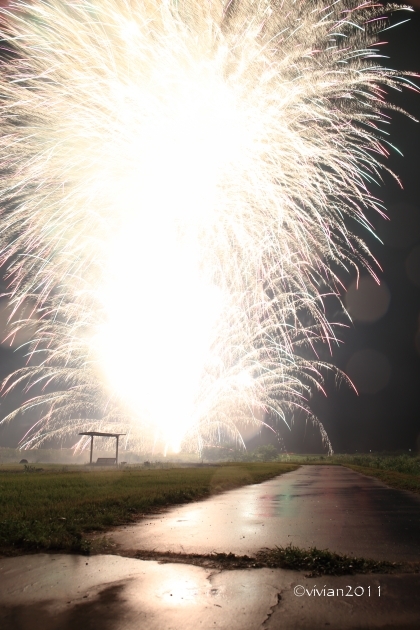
top-left (256, 545), bottom-right (397, 577)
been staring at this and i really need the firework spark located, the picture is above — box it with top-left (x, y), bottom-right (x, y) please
top-left (0, 0), bottom-right (415, 455)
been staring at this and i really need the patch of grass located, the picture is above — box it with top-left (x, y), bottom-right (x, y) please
top-left (134, 549), bottom-right (260, 570)
top-left (0, 462), bottom-right (297, 556)
top-left (255, 545), bottom-right (398, 577)
top-left (130, 545), bottom-right (405, 577)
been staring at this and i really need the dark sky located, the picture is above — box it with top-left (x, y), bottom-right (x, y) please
top-left (278, 5), bottom-right (420, 454)
top-left (0, 2), bottom-right (420, 453)
top-left (328, 6), bottom-right (420, 454)
top-left (249, 3), bottom-right (420, 454)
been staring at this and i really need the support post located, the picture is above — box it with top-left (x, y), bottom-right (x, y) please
top-left (115, 435), bottom-right (119, 466)
top-left (90, 435), bottom-right (94, 464)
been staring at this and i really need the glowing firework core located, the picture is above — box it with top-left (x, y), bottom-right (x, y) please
top-left (94, 54), bottom-right (250, 451)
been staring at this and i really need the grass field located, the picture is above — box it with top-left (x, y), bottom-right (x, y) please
top-left (203, 452), bottom-right (420, 494)
top-left (0, 462), bottom-right (298, 556)
top-left (296, 453), bottom-right (420, 473)
top-left (340, 465), bottom-right (420, 494)
top-left (276, 453), bottom-right (420, 494)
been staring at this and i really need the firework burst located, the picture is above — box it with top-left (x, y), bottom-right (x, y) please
top-left (0, 0), bottom-right (415, 454)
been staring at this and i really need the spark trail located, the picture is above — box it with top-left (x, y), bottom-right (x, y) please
top-left (0, 0), bottom-right (415, 454)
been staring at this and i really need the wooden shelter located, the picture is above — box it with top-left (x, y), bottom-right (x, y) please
top-left (78, 431), bottom-right (126, 465)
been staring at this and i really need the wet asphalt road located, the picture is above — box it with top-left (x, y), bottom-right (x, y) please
top-left (1, 554), bottom-right (420, 630)
top-left (2, 466), bottom-right (420, 629)
top-left (106, 465), bottom-right (420, 561)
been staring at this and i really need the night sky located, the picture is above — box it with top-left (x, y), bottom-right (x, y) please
top-left (277, 4), bottom-right (420, 454)
top-left (0, 2), bottom-right (420, 453)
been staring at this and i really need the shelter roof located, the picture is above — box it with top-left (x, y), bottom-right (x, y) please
top-left (78, 432), bottom-right (126, 437)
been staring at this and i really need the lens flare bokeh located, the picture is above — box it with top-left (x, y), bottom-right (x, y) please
top-left (0, 0), bottom-right (416, 455)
